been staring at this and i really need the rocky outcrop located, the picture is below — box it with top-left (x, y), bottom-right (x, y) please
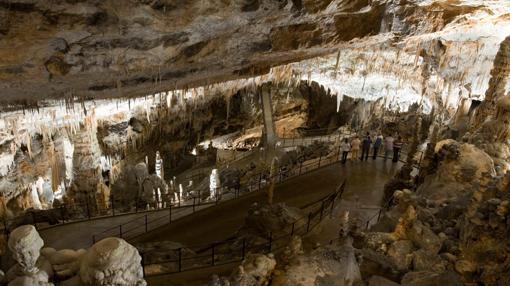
top-left (238, 202), bottom-right (304, 239)
top-left (6, 225), bottom-right (54, 285)
top-left (79, 237), bottom-right (146, 286)
top-left (362, 139), bottom-right (510, 286)
top-left (416, 140), bottom-right (495, 201)
top-left (5, 225), bottom-right (146, 286)
top-left (472, 36), bottom-right (510, 128)
top-left (468, 94), bottom-right (510, 173)
top-left (210, 236), bottom-right (363, 286)
top-left (272, 238), bottom-right (362, 286)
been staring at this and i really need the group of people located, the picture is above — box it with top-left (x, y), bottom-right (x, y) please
top-left (340, 132), bottom-right (403, 164)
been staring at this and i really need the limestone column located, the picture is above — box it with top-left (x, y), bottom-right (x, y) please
top-left (472, 36), bottom-right (510, 128)
top-left (69, 125), bottom-right (102, 215)
top-left (261, 85), bottom-right (278, 160)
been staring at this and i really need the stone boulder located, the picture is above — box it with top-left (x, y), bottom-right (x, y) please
top-left (417, 140), bottom-right (495, 202)
top-left (238, 203), bottom-right (304, 239)
top-left (229, 254), bottom-right (276, 286)
top-left (387, 240), bottom-right (414, 271)
top-left (405, 220), bottom-right (442, 254)
top-left (79, 238), bottom-right (146, 286)
top-left (41, 248), bottom-right (86, 279)
top-left (368, 275), bottom-right (400, 286)
top-left (411, 249), bottom-right (445, 272)
top-left (400, 271), bottom-right (462, 286)
top-left (7, 225), bottom-right (54, 286)
top-left (273, 238), bottom-right (362, 286)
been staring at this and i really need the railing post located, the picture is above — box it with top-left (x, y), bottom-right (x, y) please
top-left (86, 198), bottom-right (91, 219)
top-left (242, 238), bottom-right (246, 259)
top-left (377, 208), bottom-right (382, 222)
top-left (318, 155), bottom-right (322, 168)
top-left (268, 232), bottom-right (272, 252)
top-left (211, 243), bottom-right (215, 266)
top-left (145, 214), bottom-right (148, 233)
top-left (198, 188), bottom-right (202, 203)
top-left (291, 222), bottom-right (295, 236)
top-left (193, 197), bottom-right (196, 212)
top-left (119, 225), bottom-right (123, 238)
top-left (169, 204), bottom-right (172, 223)
top-left (306, 212), bottom-right (312, 232)
top-left (178, 248), bottom-right (182, 272)
top-left (319, 201), bottom-right (325, 220)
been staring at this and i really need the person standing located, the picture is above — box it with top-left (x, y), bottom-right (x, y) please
top-left (384, 134), bottom-right (394, 160)
top-left (350, 136), bottom-right (361, 161)
top-left (340, 138), bottom-right (350, 164)
top-left (361, 132), bottom-right (372, 161)
top-left (393, 136), bottom-right (403, 162)
top-left (373, 133), bottom-right (383, 160)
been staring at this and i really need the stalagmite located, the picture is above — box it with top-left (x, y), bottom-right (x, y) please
top-left (210, 169), bottom-right (220, 200)
top-left (30, 178), bottom-right (44, 210)
top-left (154, 151), bottom-right (163, 180)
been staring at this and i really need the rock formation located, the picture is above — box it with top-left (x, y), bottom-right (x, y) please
top-left (4, 225), bottom-right (146, 286)
top-left (468, 94), bottom-right (510, 173)
top-left (6, 225), bottom-right (54, 286)
top-left (79, 238), bottom-right (146, 286)
top-left (359, 139), bottom-right (510, 285)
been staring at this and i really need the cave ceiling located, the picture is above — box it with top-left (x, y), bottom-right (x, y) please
top-left (0, 0), bottom-right (509, 110)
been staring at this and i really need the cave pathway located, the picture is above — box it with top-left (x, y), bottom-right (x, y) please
top-left (39, 158), bottom-right (400, 251)
top-left (133, 159), bottom-right (401, 246)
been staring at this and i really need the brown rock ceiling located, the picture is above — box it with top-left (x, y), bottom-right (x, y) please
top-left (0, 0), bottom-right (502, 109)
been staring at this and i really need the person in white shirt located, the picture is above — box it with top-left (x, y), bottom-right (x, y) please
top-left (350, 136), bottom-right (361, 161)
top-left (340, 138), bottom-right (351, 164)
top-left (384, 135), bottom-right (394, 160)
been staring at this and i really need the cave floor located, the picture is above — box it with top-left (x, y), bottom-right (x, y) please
top-left (140, 158), bottom-right (401, 286)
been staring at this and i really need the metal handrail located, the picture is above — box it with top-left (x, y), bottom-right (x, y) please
top-left (90, 143), bottom-right (354, 245)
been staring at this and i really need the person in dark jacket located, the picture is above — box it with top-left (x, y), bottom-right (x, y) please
top-left (373, 134), bottom-right (383, 160)
top-left (393, 136), bottom-right (404, 162)
top-left (361, 132), bottom-right (372, 161)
